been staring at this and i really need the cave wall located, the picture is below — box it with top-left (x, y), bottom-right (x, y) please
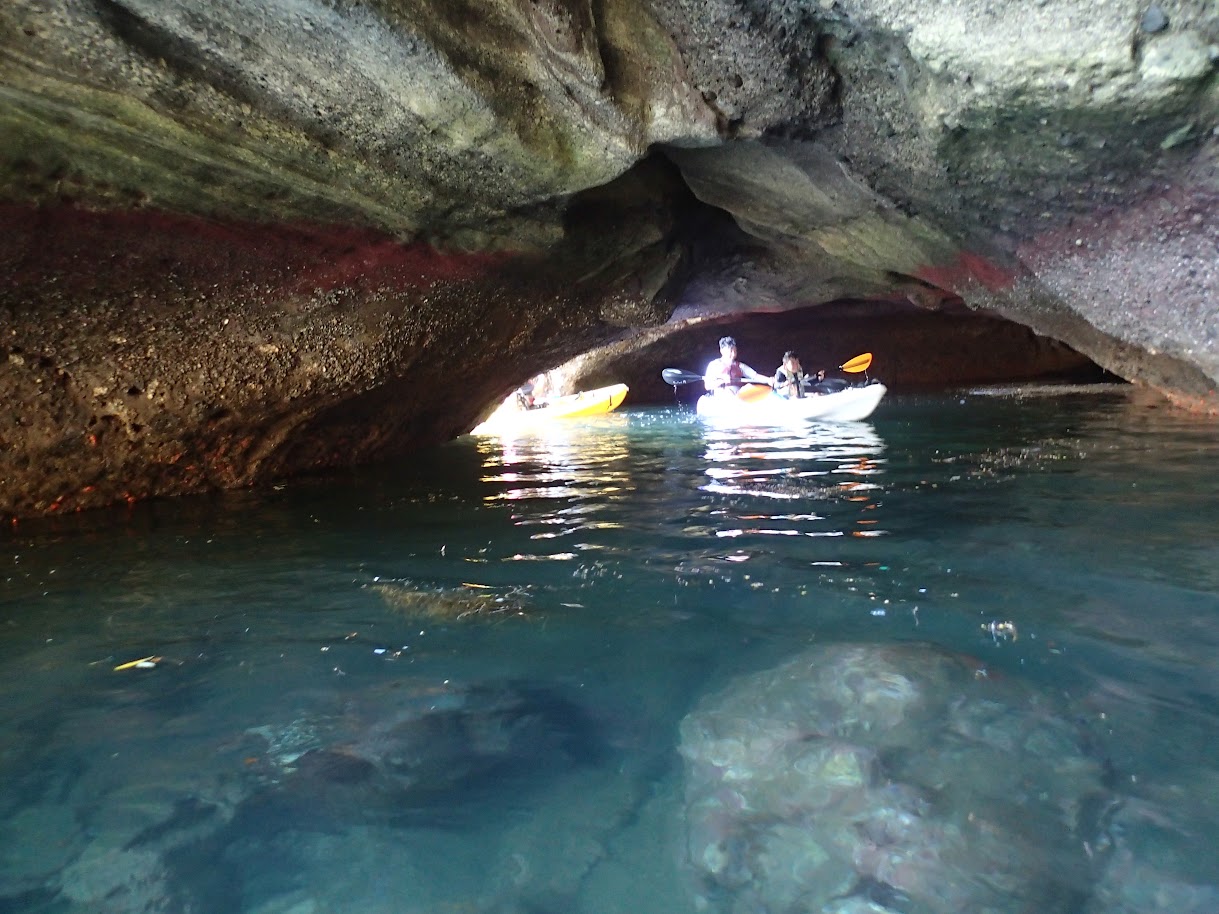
top-left (0, 159), bottom-right (685, 518)
top-left (1, 0), bottom-right (1217, 518)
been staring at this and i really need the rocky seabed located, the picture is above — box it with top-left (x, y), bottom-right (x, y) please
top-left (2, 643), bottom-right (1218, 913)
top-left (678, 643), bottom-right (1219, 914)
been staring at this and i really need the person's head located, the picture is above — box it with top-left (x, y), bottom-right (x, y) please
top-left (783, 350), bottom-right (800, 369)
top-left (719, 336), bottom-right (737, 356)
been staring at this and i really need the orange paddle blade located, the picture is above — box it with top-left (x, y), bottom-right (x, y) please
top-left (737, 382), bottom-right (773, 403)
top-left (840, 352), bottom-right (872, 373)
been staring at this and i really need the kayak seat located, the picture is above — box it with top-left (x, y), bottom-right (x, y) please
top-left (807, 379), bottom-right (849, 396)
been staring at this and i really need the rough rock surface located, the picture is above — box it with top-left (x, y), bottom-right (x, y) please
top-left (2, 0), bottom-right (1217, 517)
top-left (0, 669), bottom-right (632, 913)
top-left (676, 641), bottom-right (1215, 914)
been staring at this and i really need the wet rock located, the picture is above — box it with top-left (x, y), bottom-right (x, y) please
top-left (130, 678), bottom-right (615, 911)
top-left (1089, 844), bottom-right (1219, 914)
top-left (1140, 5), bottom-right (1169, 33)
top-left (248, 893), bottom-right (319, 914)
top-left (0, 803), bottom-right (86, 897)
top-left (678, 642), bottom-right (1108, 914)
top-left (1140, 31), bottom-right (1214, 86)
top-left (56, 845), bottom-right (170, 914)
top-left (1087, 790), bottom-right (1219, 914)
top-left (239, 680), bottom-right (602, 827)
top-left (370, 579), bottom-right (531, 622)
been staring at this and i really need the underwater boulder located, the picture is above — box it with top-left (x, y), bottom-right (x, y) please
top-left (678, 642), bottom-right (1109, 914)
top-left (239, 679), bottom-right (602, 828)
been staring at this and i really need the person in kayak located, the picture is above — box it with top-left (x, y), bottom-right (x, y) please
top-left (773, 351), bottom-right (807, 399)
top-left (514, 372), bottom-right (551, 410)
top-left (514, 382), bottom-right (536, 410)
top-left (704, 336), bottom-right (772, 395)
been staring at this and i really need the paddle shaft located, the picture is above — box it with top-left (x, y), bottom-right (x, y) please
top-left (662, 353), bottom-right (871, 387)
top-left (661, 370), bottom-right (771, 387)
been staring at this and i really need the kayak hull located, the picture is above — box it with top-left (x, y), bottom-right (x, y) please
top-left (473, 383), bottom-right (628, 433)
top-left (696, 382), bottom-right (886, 424)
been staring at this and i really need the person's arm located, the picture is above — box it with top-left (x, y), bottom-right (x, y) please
top-left (704, 359), bottom-right (726, 391)
top-left (740, 362), bottom-right (773, 384)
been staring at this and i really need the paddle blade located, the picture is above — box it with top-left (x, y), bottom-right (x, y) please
top-left (737, 383), bottom-right (774, 403)
top-left (662, 368), bottom-right (703, 385)
top-left (840, 352), bottom-right (873, 373)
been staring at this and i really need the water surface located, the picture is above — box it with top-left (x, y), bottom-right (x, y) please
top-left (2, 387), bottom-right (1218, 913)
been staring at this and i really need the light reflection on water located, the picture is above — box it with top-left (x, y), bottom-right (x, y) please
top-left (477, 422), bottom-right (632, 506)
top-left (1, 392), bottom-right (1218, 913)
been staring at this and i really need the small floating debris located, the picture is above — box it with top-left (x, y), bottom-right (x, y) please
top-left (983, 620), bottom-right (1018, 641)
top-left (113, 655), bottom-right (162, 671)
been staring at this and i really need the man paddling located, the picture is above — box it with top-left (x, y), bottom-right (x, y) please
top-left (704, 336), bottom-right (772, 395)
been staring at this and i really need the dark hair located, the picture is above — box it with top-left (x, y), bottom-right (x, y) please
top-left (783, 350), bottom-right (797, 360)
top-left (719, 336), bottom-right (736, 348)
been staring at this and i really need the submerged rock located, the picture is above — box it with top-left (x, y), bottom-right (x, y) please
top-left (370, 579), bottom-right (531, 622)
top-left (56, 846), bottom-right (170, 914)
top-left (1140, 5), bottom-right (1170, 33)
top-left (0, 674), bottom-right (611, 912)
top-left (1086, 788), bottom-right (1219, 914)
top-left (239, 679), bottom-right (602, 827)
top-left (678, 642), bottom-right (1109, 914)
top-left (78, 677), bottom-right (611, 911)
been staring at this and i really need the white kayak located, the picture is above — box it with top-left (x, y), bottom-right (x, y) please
top-left (696, 382), bottom-right (886, 424)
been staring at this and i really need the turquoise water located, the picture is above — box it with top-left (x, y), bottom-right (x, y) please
top-left (2, 387), bottom-right (1218, 913)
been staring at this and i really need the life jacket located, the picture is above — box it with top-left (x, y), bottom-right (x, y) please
top-left (775, 367), bottom-right (805, 398)
top-left (713, 357), bottom-right (744, 384)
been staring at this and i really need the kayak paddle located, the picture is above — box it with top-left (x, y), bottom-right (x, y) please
top-left (662, 367), bottom-right (772, 394)
top-left (661, 353), bottom-right (872, 386)
top-left (840, 352), bottom-right (872, 373)
top-left (661, 368), bottom-right (705, 385)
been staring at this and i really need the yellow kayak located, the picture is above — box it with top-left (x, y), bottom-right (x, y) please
top-left (472, 383), bottom-right (628, 434)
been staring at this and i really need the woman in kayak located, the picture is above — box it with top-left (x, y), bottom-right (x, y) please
top-left (704, 336), bottom-right (772, 395)
top-left (773, 351), bottom-right (807, 399)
